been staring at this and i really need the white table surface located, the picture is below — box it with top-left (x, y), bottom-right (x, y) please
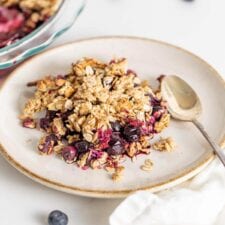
top-left (1, 0), bottom-right (225, 224)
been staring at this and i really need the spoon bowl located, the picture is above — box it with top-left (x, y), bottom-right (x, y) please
top-left (161, 75), bottom-right (225, 167)
top-left (161, 75), bottom-right (202, 121)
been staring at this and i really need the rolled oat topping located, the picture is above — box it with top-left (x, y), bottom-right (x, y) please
top-left (140, 159), bottom-right (154, 172)
top-left (153, 137), bottom-right (176, 152)
top-left (20, 57), bottom-right (171, 180)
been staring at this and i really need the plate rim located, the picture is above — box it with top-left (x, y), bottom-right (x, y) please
top-left (0, 35), bottom-right (221, 198)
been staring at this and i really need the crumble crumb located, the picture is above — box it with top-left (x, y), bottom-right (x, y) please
top-left (153, 137), bottom-right (176, 152)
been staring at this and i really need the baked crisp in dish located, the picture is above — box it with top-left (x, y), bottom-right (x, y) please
top-left (20, 58), bottom-right (170, 176)
top-left (0, 0), bottom-right (60, 48)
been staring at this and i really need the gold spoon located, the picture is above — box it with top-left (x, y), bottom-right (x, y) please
top-left (161, 75), bottom-right (225, 166)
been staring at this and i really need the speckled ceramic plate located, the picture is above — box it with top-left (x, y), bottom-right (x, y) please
top-left (1, 36), bottom-right (225, 198)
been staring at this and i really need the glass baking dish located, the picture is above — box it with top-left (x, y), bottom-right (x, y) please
top-left (0, 0), bottom-right (86, 70)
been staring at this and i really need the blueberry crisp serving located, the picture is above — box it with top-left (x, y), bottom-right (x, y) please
top-left (20, 58), bottom-right (172, 180)
top-left (0, 0), bottom-right (60, 48)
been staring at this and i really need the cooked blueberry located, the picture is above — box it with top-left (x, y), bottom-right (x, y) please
top-left (107, 145), bottom-right (124, 155)
top-left (110, 121), bottom-right (122, 132)
top-left (107, 139), bottom-right (125, 155)
top-left (110, 132), bottom-right (121, 140)
top-left (150, 96), bottom-right (161, 107)
top-left (38, 138), bottom-right (53, 155)
top-left (62, 146), bottom-right (77, 163)
top-left (38, 134), bottom-right (58, 155)
top-left (46, 110), bottom-right (58, 121)
top-left (46, 134), bottom-right (58, 145)
top-left (65, 129), bottom-right (77, 136)
top-left (152, 105), bottom-right (162, 114)
top-left (150, 95), bottom-right (164, 115)
top-left (73, 140), bottom-right (90, 153)
top-left (40, 118), bottom-right (50, 130)
top-left (48, 210), bottom-right (68, 225)
top-left (123, 125), bottom-right (141, 142)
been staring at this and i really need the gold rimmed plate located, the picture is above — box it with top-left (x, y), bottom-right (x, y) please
top-left (1, 36), bottom-right (224, 198)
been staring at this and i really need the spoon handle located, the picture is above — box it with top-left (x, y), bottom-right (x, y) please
top-left (193, 120), bottom-right (225, 167)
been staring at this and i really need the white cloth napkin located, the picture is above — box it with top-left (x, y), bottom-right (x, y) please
top-left (110, 159), bottom-right (225, 225)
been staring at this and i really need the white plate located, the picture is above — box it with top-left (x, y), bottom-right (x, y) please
top-left (1, 36), bottom-right (225, 198)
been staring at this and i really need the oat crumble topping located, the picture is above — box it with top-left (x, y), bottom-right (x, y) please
top-left (140, 159), bottom-right (154, 172)
top-left (20, 57), bottom-right (171, 180)
top-left (112, 166), bottom-right (125, 182)
top-left (153, 137), bottom-right (176, 152)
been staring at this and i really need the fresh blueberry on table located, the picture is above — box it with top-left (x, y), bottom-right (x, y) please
top-left (48, 210), bottom-right (68, 225)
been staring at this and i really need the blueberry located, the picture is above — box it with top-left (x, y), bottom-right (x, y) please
top-left (38, 134), bottom-right (58, 154)
top-left (46, 110), bottom-right (58, 121)
top-left (62, 146), bottom-right (77, 163)
top-left (38, 138), bottom-right (53, 154)
top-left (73, 140), bottom-right (90, 153)
top-left (150, 96), bottom-right (163, 115)
top-left (46, 134), bottom-right (58, 145)
top-left (40, 118), bottom-right (51, 131)
top-left (110, 132), bottom-right (121, 140)
top-left (123, 125), bottom-right (141, 142)
top-left (107, 139), bottom-right (125, 155)
top-left (48, 210), bottom-right (68, 225)
top-left (150, 96), bottom-right (161, 108)
top-left (107, 134), bottom-right (126, 155)
top-left (110, 121), bottom-right (122, 132)
top-left (152, 105), bottom-right (163, 114)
